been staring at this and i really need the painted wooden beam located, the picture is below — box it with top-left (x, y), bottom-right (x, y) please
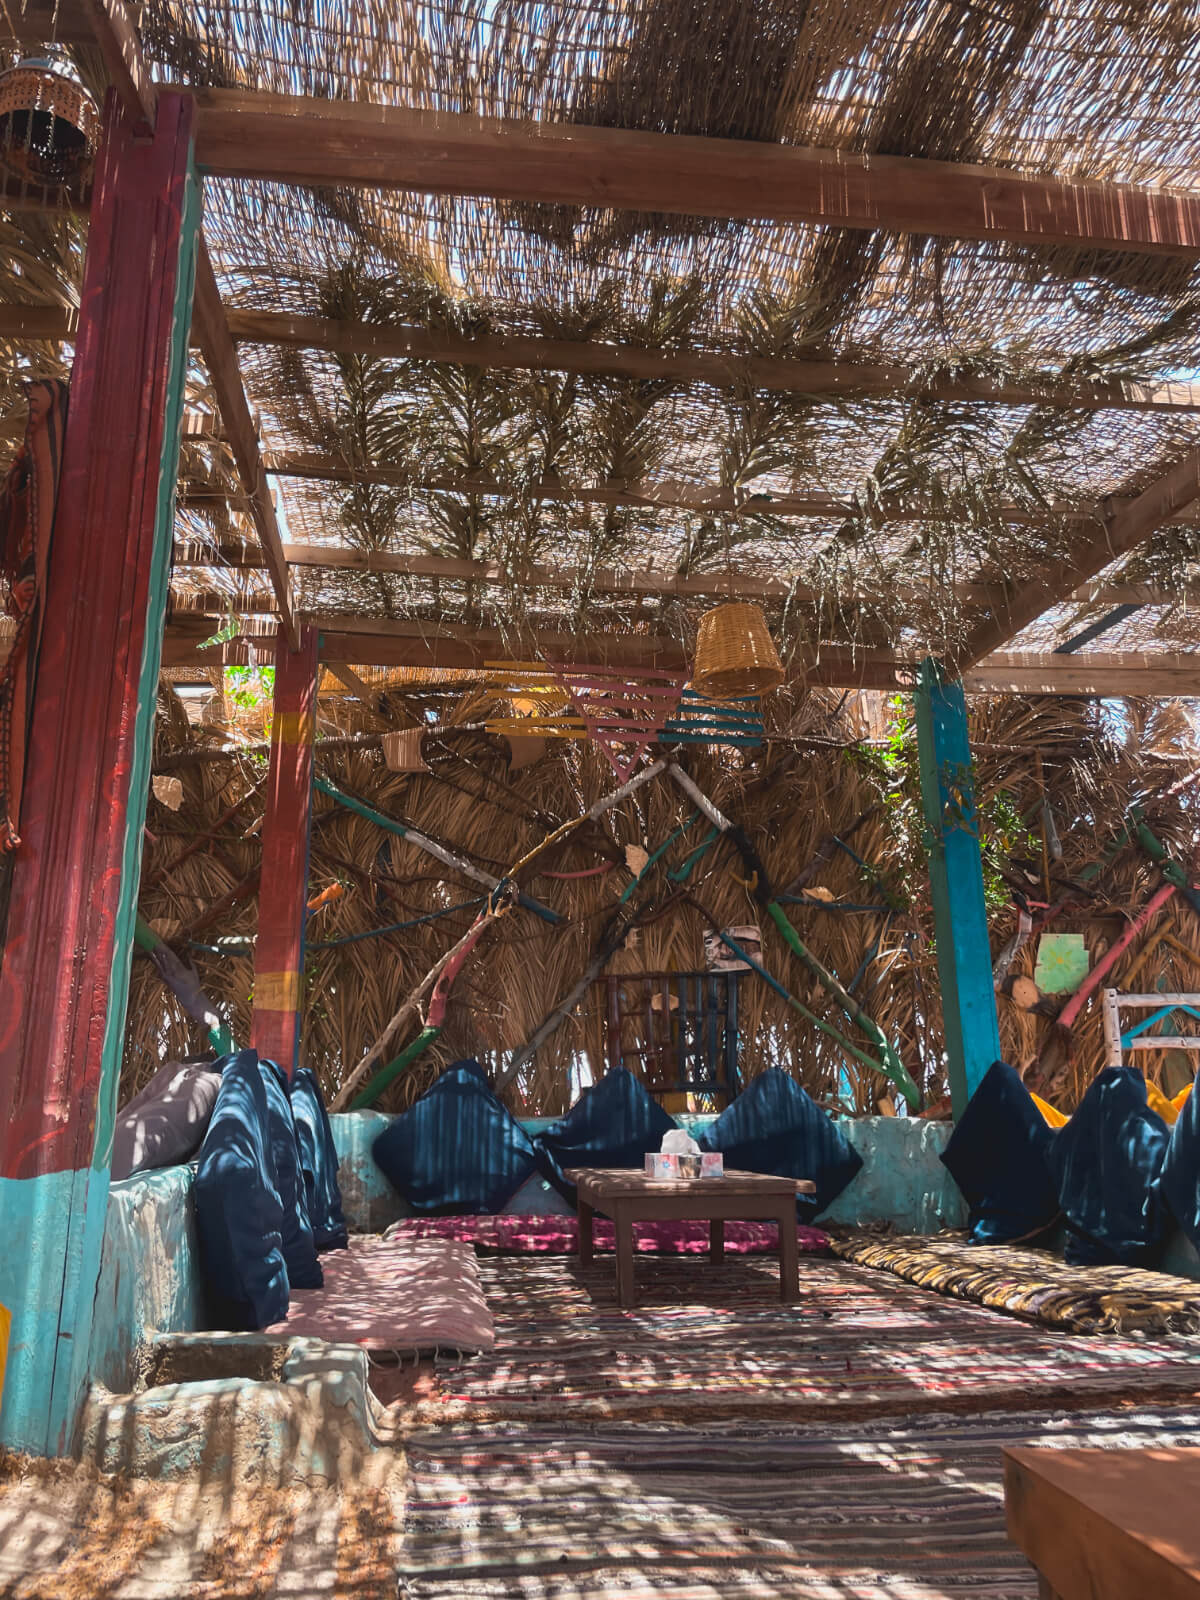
top-left (251, 626), bottom-right (318, 1077)
top-left (189, 239), bottom-right (298, 647)
top-left (913, 659), bottom-right (1002, 1117)
top-left (0, 91), bottom-right (199, 1455)
top-left (192, 89), bottom-right (1200, 259)
top-left (957, 442), bottom-right (1200, 665)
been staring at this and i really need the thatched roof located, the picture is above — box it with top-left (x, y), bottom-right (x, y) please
top-left (5, 0), bottom-right (1200, 672)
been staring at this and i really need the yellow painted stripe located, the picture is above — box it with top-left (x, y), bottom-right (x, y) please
top-left (0, 1301), bottom-right (10, 1406)
top-left (256, 971), bottom-right (300, 1011)
top-left (273, 710), bottom-right (316, 746)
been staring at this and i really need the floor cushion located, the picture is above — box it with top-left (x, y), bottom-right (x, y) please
top-left (373, 1059), bottom-right (539, 1214)
top-left (290, 1065), bottom-right (349, 1251)
top-left (265, 1235), bottom-right (494, 1352)
top-left (535, 1067), bottom-right (676, 1202)
top-left (111, 1057), bottom-right (222, 1180)
top-left (1050, 1067), bottom-right (1170, 1267)
top-left (260, 1060), bottom-right (324, 1289)
top-left (384, 1212), bottom-right (832, 1255)
top-left (697, 1067), bottom-right (862, 1217)
top-left (940, 1060), bottom-right (1060, 1245)
top-left (193, 1049), bottom-right (290, 1330)
top-left (832, 1230), bottom-right (1200, 1336)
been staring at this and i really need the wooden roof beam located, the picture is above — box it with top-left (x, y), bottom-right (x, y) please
top-left (190, 238), bottom-right (298, 647)
top-left (192, 89), bottom-right (1200, 259)
top-left (957, 441), bottom-right (1200, 665)
top-left (8, 301), bottom-right (1198, 414)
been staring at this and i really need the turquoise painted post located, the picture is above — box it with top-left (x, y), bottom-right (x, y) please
top-left (0, 96), bottom-right (199, 1455)
top-left (913, 657), bottom-right (1001, 1118)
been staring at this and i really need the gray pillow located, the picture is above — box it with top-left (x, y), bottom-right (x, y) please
top-left (111, 1058), bottom-right (223, 1180)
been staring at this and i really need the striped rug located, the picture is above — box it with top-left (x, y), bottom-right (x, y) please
top-left (410, 1253), bottom-right (1200, 1425)
top-left (399, 1406), bottom-right (1200, 1597)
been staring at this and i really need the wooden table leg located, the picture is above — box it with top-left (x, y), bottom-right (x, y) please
top-left (578, 1198), bottom-right (594, 1264)
top-left (615, 1206), bottom-right (635, 1307)
top-left (778, 1203), bottom-right (799, 1303)
top-left (710, 1217), bottom-right (725, 1261)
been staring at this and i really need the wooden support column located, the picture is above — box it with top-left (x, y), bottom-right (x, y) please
top-left (913, 658), bottom-right (1002, 1118)
top-left (0, 91), bottom-right (199, 1453)
top-left (251, 625), bottom-right (317, 1076)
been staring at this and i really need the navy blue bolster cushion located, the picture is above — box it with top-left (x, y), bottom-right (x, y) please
top-left (259, 1060), bottom-right (324, 1288)
top-left (534, 1067), bottom-right (676, 1203)
top-left (372, 1059), bottom-right (539, 1214)
top-left (1049, 1066), bottom-right (1169, 1267)
top-left (1161, 1068), bottom-right (1200, 1254)
top-left (193, 1048), bottom-right (290, 1330)
top-left (940, 1060), bottom-right (1060, 1245)
top-left (697, 1067), bottom-right (862, 1217)
top-left (290, 1065), bottom-right (349, 1251)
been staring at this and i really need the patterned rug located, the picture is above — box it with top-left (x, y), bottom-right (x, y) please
top-left (399, 1406), bottom-right (1200, 1597)
top-left (408, 1253), bottom-right (1200, 1425)
top-left (831, 1231), bottom-right (1200, 1335)
top-left (384, 1213), bottom-right (832, 1255)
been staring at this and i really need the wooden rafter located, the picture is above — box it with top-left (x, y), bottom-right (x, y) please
top-left (191, 89), bottom-right (1200, 259)
top-left (8, 302), bottom-right (1199, 414)
top-left (169, 539), bottom-right (1186, 615)
top-left (190, 239), bottom-right (298, 647)
top-left (957, 442), bottom-right (1200, 666)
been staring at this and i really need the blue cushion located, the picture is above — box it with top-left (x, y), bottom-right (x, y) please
top-left (259, 1061), bottom-right (324, 1289)
top-left (1050, 1066), bottom-right (1169, 1266)
top-left (1161, 1070), bottom-right (1200, 1254)
top-left (535, 1067), bottom-right (676, 1201)
top-left (697, 1067), bottom-right (862, 1217)
top-left (193, 1049), bottom-right (290, 1330)
top-left (940, 1060), bottom-right (1060, 1245)
top-left (372, 1060), bottom-right (539, 1214)
top-left (289, 1066), bottom-right (349, 1252)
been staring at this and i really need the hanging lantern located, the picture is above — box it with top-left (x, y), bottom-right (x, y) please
top-left (691, 602), bottom-right (784, 698)
top-left (0, 57), bottom-right (99, 190)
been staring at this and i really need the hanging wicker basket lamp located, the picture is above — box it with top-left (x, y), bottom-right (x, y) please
top-left (691, 602), bottom-right (785, 698)
top-left (0, 57), bottom-right (99, 190)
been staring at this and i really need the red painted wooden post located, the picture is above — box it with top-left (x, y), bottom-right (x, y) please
top-left (0, 90), bottom-right (199, 1453)
top-left (252, 625), bottom-right (318, 1077)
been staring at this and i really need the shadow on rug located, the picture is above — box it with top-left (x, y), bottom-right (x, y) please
top-left (406, 1253), bottom-right (1200, 1426)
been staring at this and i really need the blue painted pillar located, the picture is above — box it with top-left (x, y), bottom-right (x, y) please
top-left (0, 92), bottom-right (199, 1454)
top-left (913, 657), bottom-right (1002, 1118)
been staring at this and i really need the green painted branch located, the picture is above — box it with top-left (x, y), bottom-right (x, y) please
top-left (684, 906), bottom-right (895, 1086)
top-left (669, 825), bottom-right (720, 883)
top-left (618, 812), bottom-right (699, 904)
top-left (764, 900), bottom-right (921, 1109)
top-left (1132, 812), bottom-right (1200, 918)
top-left (349, 1024), bottom-right (441, 1110)
top-left (134, 914), bottom-right (233, 1053)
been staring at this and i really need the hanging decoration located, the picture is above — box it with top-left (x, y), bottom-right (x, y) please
top-left (0, 57), bottom-right (98, 193)
top-left (661, 687), bottom-right (764, 747)
top-left (691, 602), bottom-right (784, 698)
top-left (548, 661), bottom-right (688, 781)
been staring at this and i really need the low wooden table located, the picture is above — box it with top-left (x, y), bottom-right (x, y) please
top-left (1004, 1446), bottom-right (1200, 1598)
top-left (566, 1167), bottom-right (817, 1307)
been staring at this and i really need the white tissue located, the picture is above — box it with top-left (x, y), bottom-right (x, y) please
top-left (660, 1128), bottom-right (701, 1156)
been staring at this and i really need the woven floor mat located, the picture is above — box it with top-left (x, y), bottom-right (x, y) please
top-left (406, 1253), bottom-right (1200, 1427)
top-left (830, 1231), bottom-right (1200, 1335)
top-left (399, 1405), bottom-right (1200, 1597)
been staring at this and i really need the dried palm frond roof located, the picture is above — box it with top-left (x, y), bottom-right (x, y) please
top-left (4, 0), bottom-right (1200, 667)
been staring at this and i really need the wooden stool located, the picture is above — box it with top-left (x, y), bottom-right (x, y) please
top-left (1004, 1446), bottom-right (1200, 1598)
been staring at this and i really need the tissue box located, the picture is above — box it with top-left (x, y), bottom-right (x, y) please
top-left (701, 1152), bottom-right (724, 1178)
top-left (644, 1152), bottom-right (680, 1180)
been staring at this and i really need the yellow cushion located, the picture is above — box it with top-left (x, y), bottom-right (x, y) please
top-left (1030, 1093), bottom-right (1070, 1128)
top-left (1172, 1083), bottom-right (1194, 1117)
top-left (1146, 1081), bottom-right (1180, 1124)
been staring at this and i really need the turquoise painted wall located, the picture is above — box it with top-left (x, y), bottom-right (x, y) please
top-left (327, 1112), bottom-right (968, 1234)
top-left (88, 1166), bottom-right (203, 1395)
